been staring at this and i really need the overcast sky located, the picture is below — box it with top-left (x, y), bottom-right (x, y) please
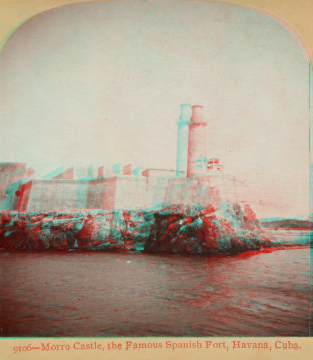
top-left (0, 2), bottom-right (309, 218)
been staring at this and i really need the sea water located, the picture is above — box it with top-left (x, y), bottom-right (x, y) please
top-left (0, 244), bottom-right (311, 336)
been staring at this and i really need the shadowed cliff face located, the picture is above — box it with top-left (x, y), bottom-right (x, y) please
top-left (0, 203), bottom-right (308, 254)
top-left (144, 203), bottom-right (271, 255)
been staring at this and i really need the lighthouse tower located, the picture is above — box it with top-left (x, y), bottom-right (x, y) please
top-left (176, 104), bottom-right (192, 176)
top-left (187, 105), bottom-right (207, 177)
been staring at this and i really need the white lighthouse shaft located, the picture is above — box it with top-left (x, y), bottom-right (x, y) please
top-left (187, 105), bottom-right (207, 177)
top-left (176, 104), bottom-right (191, 176)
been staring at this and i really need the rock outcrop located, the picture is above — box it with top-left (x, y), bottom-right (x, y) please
top-left (145, 203), bottom-right (271, 255)
top-left (0, 209), bottom-right (151, 252)
top-left (0, 203), bottom-right (300, 254)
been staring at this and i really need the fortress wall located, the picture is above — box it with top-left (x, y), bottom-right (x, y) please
top-left (143, 177), bottom-right (155, 208)
top-left (207, 186), bottom-right (222, 208)
top-left (86, 180), bottom-right (107, 209)
top-left (193, 182), bottom-right (211, 207)
top-left (16, 181), bottom-right (33, 211)
top-left (20, 178), bottom-right (118, 211)
top-left (10, 174), bottom-right (241, 212)
top-left (87, 176), bottom-right (151, 210)
top-left (15, 177), bottom-right (146, 211)
top-left (7, 180), bottom-right (23, 210)
top-left (198, 177), bottom-right (222, 208)
top-left (25, 180), bottom-right (89, 211)
top-left (103, 177), bottom-right (118, 210)
top-left (113, 176), bottom-right (150, 210)
top-left (164, 178), bottom-right (186, 205)
top-left (149, 177), bottom-right (169, 207)
top-left (150, 177), bottom-right (209, 209)
top-left (185, 182), bottom-right (199, 206)
top-left (162, 176), bottom-right (227, 209)
top-left (199, 175), bottom-right (241, 206)
top-left (0, 163), bottom-right (27, 210)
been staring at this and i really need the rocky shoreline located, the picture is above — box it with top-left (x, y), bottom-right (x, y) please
top-left (0, 203), bottom-right (309, 255)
